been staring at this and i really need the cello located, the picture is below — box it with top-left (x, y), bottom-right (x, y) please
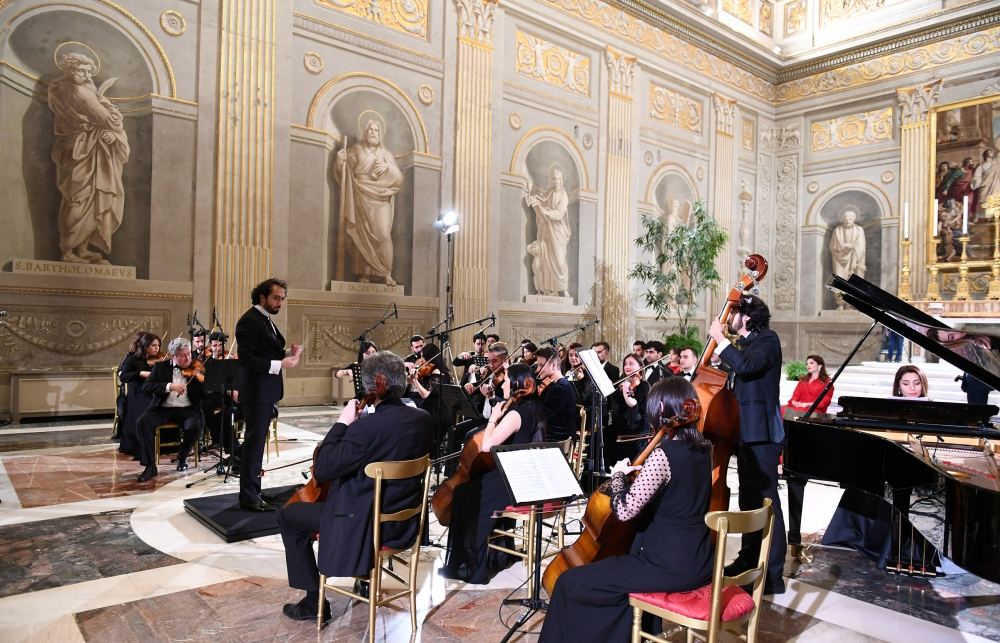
top-left (541, 398), bottom-right (702, 594)
top-left (693, 253), bottom-right (768, 514)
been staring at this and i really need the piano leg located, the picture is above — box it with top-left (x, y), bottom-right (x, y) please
top-left (786, 474), bottom-right (814, 564)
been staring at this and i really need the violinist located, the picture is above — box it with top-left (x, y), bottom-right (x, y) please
top-left (411, 343), bottom-right (452, 455)
top-left (201, 331), bottom-right (234, 451)
top-left (643, 340), bottom-right (670, 386)
top-left (534, 346), bottom-right (578, 441)
top-left (404, 334), bottom-right (424, 366)
top-left (519, 341), bottom-right (538, 371)
top-left (441, 363), bottom-right (545, 584)
top-left (452, 332), bottom-right (488, 385)
top-left (117, 332), bottom-right (162, 458)
top-left (464, 342), bottom-right (509, 419)
top-left (539, 378), bottom-right (713, 642)
top-left (134, 337), bottom-right (206, 481)
top-left (191, 328), bottom-right (208, 360)
top-left (564, 343), bottom-right (594, 427)
top-left (277, 351), bottom-right (433, 623)
top-left (335, 340), bottom-right (377, 399)
top-left (606, 353), bottom-right (649, 466)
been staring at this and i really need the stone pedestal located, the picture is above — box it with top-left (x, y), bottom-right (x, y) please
top-left (524, 294), bottom-right (573, 306)
top-left (330, 280), bottom-right (404, 296)
top-left (12, 259), bottom-right (136, 280)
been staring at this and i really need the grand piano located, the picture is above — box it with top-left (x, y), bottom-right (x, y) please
top-left (784, 275), bottom-right (1000, 583)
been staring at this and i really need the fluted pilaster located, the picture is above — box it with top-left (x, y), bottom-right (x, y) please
top-left (711, 93), bottom-right (738, 307)
top-left (451, 0), bottom-right (498, 346)
top-left (212, 0), bottom-right (277, 329)
top-left (897, 79), bottom-right (943, 298)
top-left (601, 47), bottom-right (637, 359)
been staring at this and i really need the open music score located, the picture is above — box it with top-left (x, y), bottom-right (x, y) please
top-left (493, 443), bottom-right (583, 505)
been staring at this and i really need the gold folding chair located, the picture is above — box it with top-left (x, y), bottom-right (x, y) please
top-left (153, 422), bottom-right (199, 466)
top-left (234, 416), bottom-right (280, 461)
top-left (629, 498), bottom-right (774, 643)
top-left (571, 406), bottom-right (588, 479)
top-left (318, 455), bottom-right (432, 641)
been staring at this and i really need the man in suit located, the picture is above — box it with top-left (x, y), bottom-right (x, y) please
top-left (535, 346), bottom-right (579, 441)
top-left (453, 332), bottom-right (488, 385)
top-left (135, 337), bottom-right (206, 482)
top-left (643, 340), bottom-right (669, 386)
top-left (677, 346), bottom-right (698, 379)
top-left (278, 351), bottom-right (433, 622)
top-left (709, 294), bottom-right (787, 595)
top-left (591, 341), bottom-right (620, 382)
top-left (235, 278), bottom-right (302, 511)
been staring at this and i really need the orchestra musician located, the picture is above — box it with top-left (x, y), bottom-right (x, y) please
top-left (191, 328), bottom-right (208, 360)
top-left (440, 363), bottom-right (545, 584)
top-left (277, 351), bottom-right (433, 623)
top-left (464, 341), bottom-right (510, 419)
top-left (485, 332), bottom-right (500, 346)
top-left (234, 278), bottom-right (302, 512)
top-left (135, 337), bottom-right (206, 482)
top-left (534, 346), bottom-right (578, 441)
top-left (404, 335), bottom-right (425, 366)
top-left (117, 331), bottom-right (161, 458)
top-left (643, 340), bottom-right (670, 386)
top-left (539, 378), bottom-right (714, 642)
top-left (201, 331), bottom-right (235, 452)
top-left (607, 353), bottom-right (649, 465)
top-left (565, 342), bottom-right (594, 430)
top-left (452, 332), bottom-right (488, 384)
top-left (410, 343), bottom-right (453, 456)
top-left (334, 340), bottom-right (378, 399)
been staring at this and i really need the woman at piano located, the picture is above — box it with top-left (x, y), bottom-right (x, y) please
top-left (893, 365), bottom-right (929, 399)
top-left (784, 355), bottom-right (834, 414)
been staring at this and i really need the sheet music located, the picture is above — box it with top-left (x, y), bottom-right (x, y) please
top-left (578, 348), bottom-right (615, 398)
top-left (494, 447), bottom-right (583, 504)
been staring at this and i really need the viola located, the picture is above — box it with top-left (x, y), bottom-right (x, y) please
top-left (542, 398), bottom-right (702, 594)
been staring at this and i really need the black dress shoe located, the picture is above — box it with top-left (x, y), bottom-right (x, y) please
top-left (137, 465), bottom-right (158, 482)
top-left (724, 558), bottom-right (754, 577)
top-left (176, 460), bottom-right (189, 472)
top-left (353, 578), bottom-right (370, 599)
top-left (282, 599), bottom-right (331, 622)
top-left (240, 500), bottom-right (277, 512)
top-left (742, 578), bottom-right (786, 595)
top-left (261, 492), bottom-right (279, 503)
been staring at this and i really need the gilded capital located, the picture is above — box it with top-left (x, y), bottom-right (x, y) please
top-left (896, 79), bottom-right (943, 125)
top-left (712, 93), bottom-right (738, 134)
top-left (605, 47), bottom-right (638, 97)
top-left (456, 0), bottom-right (499, 44)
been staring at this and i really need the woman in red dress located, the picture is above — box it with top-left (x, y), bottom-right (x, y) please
top-left (784, 354), bottom-right (833, 415)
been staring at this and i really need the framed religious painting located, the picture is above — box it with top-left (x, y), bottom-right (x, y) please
top-left (929, 93), bottom-right (1000, 268)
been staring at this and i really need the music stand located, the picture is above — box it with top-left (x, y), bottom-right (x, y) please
top-left (576, 349), bottom-right (615, 491)
top-left (493, 441), bottom-right (584, 642)
top-left (435, 384), bottom-right (480, 474)
top-left (187, 358), bottom-right (239, 488)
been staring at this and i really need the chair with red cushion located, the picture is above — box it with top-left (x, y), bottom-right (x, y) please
top-left (628, 498), bottom-right (774, 643)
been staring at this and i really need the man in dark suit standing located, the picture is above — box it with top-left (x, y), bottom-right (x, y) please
top-left (708, 294), bottom-right (787, 595)
top-left (278, 351), bottom-right (433, 622)
top-left (135, 337), bottom-right (206, 482)
top-left (235, 278), bottom-right (302, 511)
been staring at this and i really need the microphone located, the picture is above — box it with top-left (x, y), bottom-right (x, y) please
top-left (448, 304), bottom-right (454, 320)
top-left (392, 302), bottom-right (398, 319)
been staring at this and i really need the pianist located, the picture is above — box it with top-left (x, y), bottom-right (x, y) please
top-left (893, 365), bottom-right (928, 399)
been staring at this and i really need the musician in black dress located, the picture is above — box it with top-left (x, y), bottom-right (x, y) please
top-left (535, 346), bottom-right (579, 441)
top-left (334, 340), bottom-right (377, 399)
top-left (441, 364), bottom-right (545, 584)
top-left (607, 353), bottom-right (649, 466)
top-left (540, 378), bottom-right (714, 642)
top-left (118, 332), bottom-right (161, 458)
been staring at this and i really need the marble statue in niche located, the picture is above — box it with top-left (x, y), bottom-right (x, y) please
top-left (48, 48), bottom-right (130, 265)
top-left (665, 196), bottom-right (690, 232)
top-left (829, 207), bottom-right (866, 307)
top-left (335, 115), bottom-right (403, 286)
top-left (525, 166), bottom-right (571, 297)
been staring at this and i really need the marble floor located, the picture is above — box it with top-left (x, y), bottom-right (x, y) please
top-left (1, 408), bottom-right (998, 642)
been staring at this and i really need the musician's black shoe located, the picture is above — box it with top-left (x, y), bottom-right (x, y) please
top-left (137, 465), bottom-right (158, 482)
top-left (353, 578), bottom-right (370, 599)
top-left (282, 597), bottom-right (331, 623)
top-left (240, 499), bottom-right (277, 512)
top-left (724, 557), bottom-right (754, 578)
top-left (261, 491), bottom-right (280, 503)
top-left (742, 578), bottom-right (785, 595)
top-left (176, 460), bottom-right (189, 472)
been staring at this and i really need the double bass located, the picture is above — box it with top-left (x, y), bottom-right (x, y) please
top-left (542, 399), bottom-right (702, 594)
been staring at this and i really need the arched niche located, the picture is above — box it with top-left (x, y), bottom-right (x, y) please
top-left (0, 3), bottom-right (163, 276)
top-left (503, 127), bottom-right (595, 304)
top-left (804, 182), bottom-right (892, 312)
top-left (643, 162), bottom-right (700, 225)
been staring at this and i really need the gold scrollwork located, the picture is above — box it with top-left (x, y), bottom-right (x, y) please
top-left (810, 107), bottom-right (893, 152)
top-left (649, 84), bottom-right (703, 134)
top-left (742, 118), bottom-right (755, 151)
top-left (314, 0), bottom-right (428, 40)
top-left (785, 0), bottom-right (807, 37)
top-left (0, 308), bottom-right (167, 363)
top-left (515, 30), bottom-right (590, 97)
top-left (821, 0), bottom-right (886, 26)
top-left (722, 0), bottom-right (753, 25)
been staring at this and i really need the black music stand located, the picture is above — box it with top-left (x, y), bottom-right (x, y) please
top-left (493, 441), bottom-right (584, 642)
top-left (187, 358), bottom-right (239, 488)
top-left (435, 384), bottom-right (480, 473)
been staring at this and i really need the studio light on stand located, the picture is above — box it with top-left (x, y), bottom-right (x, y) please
top-left (434, 209), bottom-right (460, 380)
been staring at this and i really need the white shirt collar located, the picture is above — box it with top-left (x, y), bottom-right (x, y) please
top-left (254, 304), bottom-right (271, 320)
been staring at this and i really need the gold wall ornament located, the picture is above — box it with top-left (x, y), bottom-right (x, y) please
top-left (514, 30), bottom-right (591, 97)
top-left (303, 51), bottom-right (324, 74)
top-left (722, 0), bottom-right (753, 25)
top-left (742, 117), bottom-right (755, 151)
top-left (456, 0), bottom-right (499, 44)
top-left (810, 107), bottom-right (893, 152)
top-left (821, 0), bottom-right (886, 26)
top-left (159, 10), bottom-right (187, 36)
top-left (417, 84), bottom-right (435, 105)
top-left (0, 308), bottom-right (167, 363)
top-left (305, 317), bottom-right (415, 365)
top-left (712, 93), bottom-right (737, 135)
top-left (759, 0), bottom-right (774, 37)
top-left (313, 0), bottom-right (428, 39)
top-left (648, 84), bottom-right (703, 134)
top-left (898, 80), bottom-right (943, 125)
top-left (785, 0), bottom-right (807, 37)
top-left (773, 154), bottom-right (799, 311)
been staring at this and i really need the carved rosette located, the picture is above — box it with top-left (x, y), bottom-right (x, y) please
top-left (605, 47), bottom-right (637, 98)
top-left (712, 94), bottom-right (737, 135)
top-left (159, 10), bottom-right (187, 36)
top-left (896, 79), bottom-right (944, 125)
top-left (456, 0), bottom-right (499, 45)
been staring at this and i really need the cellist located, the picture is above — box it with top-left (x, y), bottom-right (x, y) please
top-left (276, 351), bottom-right (433, 624)
top-left (440, 363), bottom-right (545, 584)
top-left (540, 378), bottom-right (713, 642)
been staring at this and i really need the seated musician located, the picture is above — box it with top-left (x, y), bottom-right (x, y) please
top-left (118, 332), bottom-right (161, 458)
top-left (540, 378), bottom-right (713, 642)
top-left (606, 353), bottom-right (649, 466)
top-left (201, 331), bottom-right (235, 451)
top-left (465, 341), bottom-right (509, 418)
top-left (191, 328), bottom-right (208, 360)
top-left (453, 332), bottom-right (488, 385)
top-left (277, 351), bottom-right (433, 623)
top-left (135, 337), bottom-right (206, 482)
top-left (784, 354), bottom-right (833, 414)
top-left (535, 346), bottom-right (579, 441)
top-left (411, 343), bottom-right (453, 455)
top-left (565, 343), bottom-right (594, 430)
top-left (334, 340), bottom-right (377, 399)
top-left (441, 363), bottom-right (545, 584)
top-left (893, 364), bottom-right (929, 399)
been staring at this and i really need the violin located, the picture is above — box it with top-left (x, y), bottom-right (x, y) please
top-left (181, 358), bottom-right (206, 383)
top-left (147, 352), bottom-right (167, 368)
top-left (542, 398), bottom-right (702, 594)
top-left (416, 360), bottom-right (436, 379)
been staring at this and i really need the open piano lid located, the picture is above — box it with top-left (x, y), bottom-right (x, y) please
top-left (831, 274), bottom-right (1000, 393)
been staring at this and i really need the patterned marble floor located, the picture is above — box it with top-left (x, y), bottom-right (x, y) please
top-left (0, 408), bottom-right (998, 642)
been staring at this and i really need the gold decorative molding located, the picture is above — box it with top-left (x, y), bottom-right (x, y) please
top-left (605, 46), bottom-right (637, 99)
top-left (159, 10), bottom-right (186, 36)
top-left (648, 83), bottom-right (702, 134)
top-left (821, 0), bottom-right (885, 26)
top-left (303, 51), bottom-right (324, 74)
top-left (712, 93), bottom-right (737, 135)
top-left (313, 0), bottom-right (428, 39)
top-left (741, 117), bottom-right (755, 151)
top-left (0, 286), bottom-right (190, 300)
top-left (305, 317), bottom-right (417, 365)
top-left (810, 107), bottom-right (893, 152)
top-left (785, 0), bottom-right (807, 37)
top-left (759, 0), bottom-right (774, 37)
top-left (722, 0), bottom-right (752, 26)
top-left (514, 30), bottom-right (590, 97)
top-left (456, 0), bottom-right (499, 45)
top-left (897, 79), bottom-right (944, 125)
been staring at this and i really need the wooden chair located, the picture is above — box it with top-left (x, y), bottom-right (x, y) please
top-left (234, 416), bottom-right (280, 461)
top-left (628, 498), bottom-right (774, 643)
top-left (570, 407), bottom-right (588, 479)
top-left (487, 437), bottom-right (574, 596)
top-left (153, 422), bottom-right (199, 466)
top-left (318, 455), bottom-right (432, 641)
top-left (111, 367), bottom-right (123, 439)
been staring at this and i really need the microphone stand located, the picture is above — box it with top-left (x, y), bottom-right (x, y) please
top-left (541, 318), bottom-right (600, 347)
top-left (354, 303), bottom-right (398, 347)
